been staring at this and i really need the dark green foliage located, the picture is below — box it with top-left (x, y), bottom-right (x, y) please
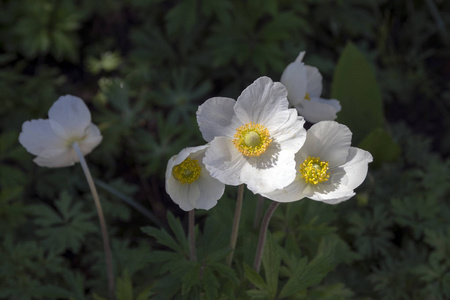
top-left (1, 0), bottom-right (450, 299)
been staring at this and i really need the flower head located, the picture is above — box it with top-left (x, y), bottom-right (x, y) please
top-left (262, 121), bottom-right (372, 204)
top-left (165, 145), bottom-right (225, 211)
top-left (196, 76), bottom-right (306, 194)
top-left (19, 95), bottom-right (102, 167)
top-left (281, 52), bottom-right (341, 123)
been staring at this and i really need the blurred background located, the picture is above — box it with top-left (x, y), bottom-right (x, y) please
top-left (1, 0), bottom-right (450, 299)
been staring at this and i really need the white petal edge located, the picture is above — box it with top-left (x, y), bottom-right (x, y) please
top-left (298, 98), bottom-right (340, 124)
top-left (48, 95), bottom-right (92, 139)
top-left (203, 136), bottom-right (247, 186)
top-left (281, 62), bottom-right (308, 106)
top-left (196, 97), bottom-right (240, 142)
top-left (305, 65), bottom-right (323, 98)
top-left (19, 119), bottom-right (66, 156)
top-left (234, 76), bottom-right (290, 131)
top-left (300, 121), bottom-right (352, 168)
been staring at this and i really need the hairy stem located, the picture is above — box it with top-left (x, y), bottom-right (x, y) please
top-left (73, 143), bottom-right (115, 299)
top-left (226, 184), bottom-right (245, 266)
top-left (188, 210), bottom-right (197, 261)
top-left (253, 202), bottom-right (280, 272)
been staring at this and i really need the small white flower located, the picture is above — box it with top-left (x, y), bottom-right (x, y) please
top-left (165, 145), bottom-right (225, 211)
top-left (262, 121), bottom-right (372, 204)
top-left (281, 51), bottom-right (341, 123)
top-left (196, 76), bottom-right (306, 194)
top-left (19, 95), bottom-right (102, 168)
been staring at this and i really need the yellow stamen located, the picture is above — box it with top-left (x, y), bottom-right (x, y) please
top-left (172, 158), bottom-right (202, 184)
top-left (232, 122), bottom-right (272, 157)
top-left (305, 93), bottom-right (311, 101)
top-left (300, 156), bottom-right (330, 184)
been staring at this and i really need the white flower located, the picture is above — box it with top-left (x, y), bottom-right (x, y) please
top-left (262, 121), bottom-right (372, 204)
top-left (19, 95), bottom-right (102, 168)
top-left (165, 145), bottom-right (225, 211)
top-left (196, 76), bottom-right (306, 194)
top-left (281, 51), bottom-right (341, 123)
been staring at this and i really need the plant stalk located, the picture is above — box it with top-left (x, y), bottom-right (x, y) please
top-left (188, 210), bottom-right (197, 261)
top-left (73, 143), bottom-right (115, 299)
top-left (226, 184), bottom-right (244, 266)
top-left (253, 201), bottom-right (280, 272)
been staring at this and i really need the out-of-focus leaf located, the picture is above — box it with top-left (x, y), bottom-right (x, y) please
top-left (358, 127), bottom-right (401, 167)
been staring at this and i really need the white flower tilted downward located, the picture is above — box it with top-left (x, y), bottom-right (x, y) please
top-left (281, 51), bottom-right (341, 123)
top-left (165, 145), bottom-right (225, 211)
top-left (196, 76), bottom-right (307, 194)
top-left (19, 95), bottom-right (102, 168)
top-left (262, 121), bottom-right (373, 204)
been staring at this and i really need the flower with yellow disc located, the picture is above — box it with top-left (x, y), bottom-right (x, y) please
top-left (196, 76), bottom-right (306, 194)
top-left (166, 145), bottom-right (225, 211)
top-left (262, 121), bottom-right (373, 204)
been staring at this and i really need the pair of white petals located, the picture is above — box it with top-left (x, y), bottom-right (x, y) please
top-left (19, 95), bottom-right (102, 168)
top-left (281, 52), bottom-right (341, 123)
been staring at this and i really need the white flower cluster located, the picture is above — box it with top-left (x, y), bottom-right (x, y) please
top-left (166, 52), bottom-right (372, 210)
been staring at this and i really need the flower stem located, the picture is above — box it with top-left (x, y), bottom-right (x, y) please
top-left (188, 210), bottom-right (197, 261)
top-left (253, 194), bottom-right (264, 229)
top-left (73, 143), bottom-right (115, 299)
top-left (253, 201), bottom-right (280, 272)
top-left (226, 184), bottom-right (244, 266)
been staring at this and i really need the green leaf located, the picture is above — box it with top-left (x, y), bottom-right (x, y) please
top-left (116, 270), bottom-right (133, 300)
top-left (31, 191), bottom-right (97, 253)
top-left (262, 233), bottom-right (281, 298)
top-left (244, 263), bottom-right (268, 292)
top-left (331, 42), bottom-right (384, 143)
top-left (358, 128), bottom-right (401, 167)
top-left (141, 226), bottom-right (184, 254)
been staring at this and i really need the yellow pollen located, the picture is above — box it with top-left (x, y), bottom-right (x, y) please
top-left (300, 156), bottom-right (330, 185)
top-left (305, 93), bottom-right (311, 101)
top-left (232, 122), bottom-right (272, 157)
top-left (172, 158), bottom-right (202, 184)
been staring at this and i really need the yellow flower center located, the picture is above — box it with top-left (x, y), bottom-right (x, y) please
top-left (304, 92), bottom-right (311, 101)
top-left (172, 158), bottom-right (202, 184)
top-left (232, 122), bottom-right (272, 157)
top-left (300, 156), bottom-right (330, 185)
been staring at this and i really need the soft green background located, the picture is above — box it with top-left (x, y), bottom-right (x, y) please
top-left (1, 0), bottom-right (449, 299)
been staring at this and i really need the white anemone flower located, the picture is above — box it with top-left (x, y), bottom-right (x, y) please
top-left (196, 76), bottom-right (306, 194)
top-left (166, 145), bottom-right (225, 211)
top-left (281, 51), bottom-right (341, 123)
top-left (262, 121), bottom-right (372, 204)
top-left (19, 95), bottom-right (102, 168)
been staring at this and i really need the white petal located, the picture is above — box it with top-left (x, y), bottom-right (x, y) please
top-left (305, 65), bottom-right (323, 98)
top-left (165, 156), bottom-right (196, 211)
top-left (78, 124), bottom-right (103, 156)
top-left (48, 95), bottom-right (91, 139)
top-left (301, 121), bottom-right (352, 168)
top-left (294, 51), bottom-right (306, 63)
top-left (298, 98), bottom-right (340, 123)
top-left (203, 137), bottom-right (247, 186)
top-left (19, 119), bottom-right (67, 156)
top-left (241, 142), bottom-right (298, 194)
top-left (261, 176), bottom-right (312, 202)
top-left (194, 173), bottom-right (225, 210)
top-left (34, 148), bottom-right (78, 168)
top-left (196, 97), bottom-right (240, 142)
top-left (234, 76), bottom-right (290, 130)
top-left (281, 62), bottom-right (308, 107)
top-left (271, 109), bottom-right (306, 152)
top-left (340, 147), bottom-right (373, 190)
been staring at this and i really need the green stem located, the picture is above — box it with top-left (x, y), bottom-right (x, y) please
top-left (73, 143), bottom-right (115, 299)
top-left (253, 202), bottom-right (280, 272)
top-left (226, 184), bottom-right (244, 266)
top-left (188, 210), bottom-right (197, 261)
top-left (253, 194), bottom-right (264, 229)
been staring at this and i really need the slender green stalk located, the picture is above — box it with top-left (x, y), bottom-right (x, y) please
top-left (73, 143), bottom-right (115, 299)
top-left (188, 210), bottom-right (197, 261)
top-left (253, 194), bottom-right (264, 229)
top-left (226, 184), bottom-right (244, 266)
top-left (253, 202), bottom-right (280, 272)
